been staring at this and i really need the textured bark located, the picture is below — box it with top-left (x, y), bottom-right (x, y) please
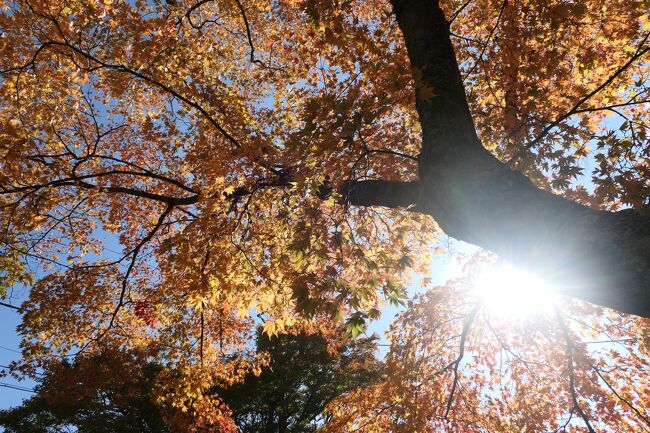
top-left (346, 0), bottom-right (650, 318)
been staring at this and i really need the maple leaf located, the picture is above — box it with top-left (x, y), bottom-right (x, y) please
top-left (416, 84), bottom-right (436, 101)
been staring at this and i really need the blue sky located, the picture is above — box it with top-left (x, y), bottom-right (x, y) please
top-left (0, 301), bottom-right (35, 409)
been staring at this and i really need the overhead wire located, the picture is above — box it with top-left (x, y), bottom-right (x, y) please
top-left (0, 382), bottom-right (34, 393)
top-left (0, 345), bottom-right (20, 354)
top-left (0, 301), bottom-right (21, 311)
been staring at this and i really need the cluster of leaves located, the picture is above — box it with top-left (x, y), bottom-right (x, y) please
top-left (0, 245), bottom-right (32, 298)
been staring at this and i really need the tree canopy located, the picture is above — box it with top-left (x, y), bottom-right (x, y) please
top-left (0, 330), bottom-right (381, 433)
top-left (0, 349), bottom-right (168, 433)
top-left (0, 0), bottom-right (648, 431)
top-left (217, 329), bottom-right (382, 432)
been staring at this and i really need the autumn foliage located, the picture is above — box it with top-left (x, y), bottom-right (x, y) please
top-left (0, 0), bottom-right (648, 431)
top-left (324, 258), bottom-right (650, 432)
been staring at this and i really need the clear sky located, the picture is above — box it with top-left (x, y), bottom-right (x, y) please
top-left (0, 298), bottom-right (36, 410)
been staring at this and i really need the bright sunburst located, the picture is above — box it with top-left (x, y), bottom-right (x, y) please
top-left (474, 263), bottom-right (556, 318)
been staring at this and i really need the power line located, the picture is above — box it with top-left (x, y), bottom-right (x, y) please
top-left (0, 301), bottom-right (22, 311)
top-left (0, 382), bottom-right (34, 393)
top-left (0, 345), bottom-right (21, 354)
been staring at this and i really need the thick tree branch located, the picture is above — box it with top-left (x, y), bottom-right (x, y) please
top-left (343, 0), bottom-right (650, 318)
top-left (341, 180), bottom-right (421, 209)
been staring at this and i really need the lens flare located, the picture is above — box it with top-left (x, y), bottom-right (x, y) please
top-left (474, 263), bottom-right (555, 317)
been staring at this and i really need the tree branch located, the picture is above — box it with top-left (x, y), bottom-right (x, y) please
top-left (555, 310), bottom-right (597, 433)
top-left (345, 0), bottom-right (650, 318)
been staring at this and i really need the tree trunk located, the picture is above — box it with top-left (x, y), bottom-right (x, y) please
top-left (345, 0), bottom-right (650, 318)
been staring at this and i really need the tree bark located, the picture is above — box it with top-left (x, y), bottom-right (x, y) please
top-left (345, 0), bottom-right (650, 318)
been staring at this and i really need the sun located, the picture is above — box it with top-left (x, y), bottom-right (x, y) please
top-left (474, 262), bottom-right (556, 318)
